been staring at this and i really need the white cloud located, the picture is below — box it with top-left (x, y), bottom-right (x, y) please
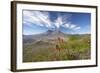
top-left (54, 17), bottom-right (63, 29)
top-left (54, 14), bottom-right (71, 29)
top-left (34, 11), bottom-right (52, 27)
top-left (64, 23), bottom-right (70, 28)
top-left (62, 22), bottom-right (81, 31)
top-left (74, 26), bottom-right (81, 30)
top-left (23, 10), bottom-right (80, 31)
top-left (23, 11), bottom-right (53, 28)
top-left (23, 11), bottom-right (33, 17)
top-left (70, 24), bottom-right (76, 29)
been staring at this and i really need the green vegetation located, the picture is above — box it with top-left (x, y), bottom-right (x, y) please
top-left (23, 34), bottom-right (91, 62)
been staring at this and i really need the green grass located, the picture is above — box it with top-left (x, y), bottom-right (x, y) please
top-left (23, 34), bottom-right (91, 62)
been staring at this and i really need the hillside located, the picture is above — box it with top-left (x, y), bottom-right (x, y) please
top-left (23, 30), bottom-right (91, 62)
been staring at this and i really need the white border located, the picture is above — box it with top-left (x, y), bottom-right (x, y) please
top-left (17, 3), bottom-right (96, 69)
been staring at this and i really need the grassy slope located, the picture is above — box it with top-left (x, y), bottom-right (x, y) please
top-left (23, 34), bottom-right (91, 62)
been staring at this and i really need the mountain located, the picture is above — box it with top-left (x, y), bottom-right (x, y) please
top-left (43, 30), bottom-right (66, 38)
top-left (23, 30), bottom-right (67, 44)
top-left (24, 30), bottom-right (66, 39)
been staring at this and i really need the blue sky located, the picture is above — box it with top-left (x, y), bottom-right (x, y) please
top-left (23, 10), bottom-right (91, 35)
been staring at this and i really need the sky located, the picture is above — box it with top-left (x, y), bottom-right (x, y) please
top-left (22, 10), bottom-right (91, 35)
